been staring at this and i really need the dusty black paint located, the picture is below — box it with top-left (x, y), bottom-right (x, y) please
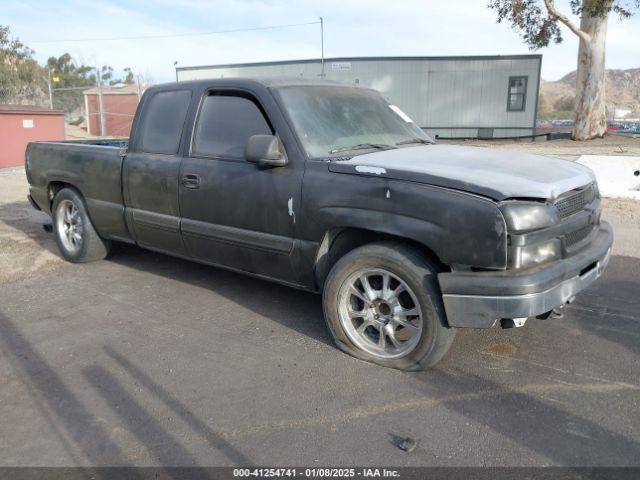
top-left (300, 161), bottom-right (508, 270)
top-left (439, 223), bottom-right (612, 296)
top-left (24, 77), bottom-right (601, 297)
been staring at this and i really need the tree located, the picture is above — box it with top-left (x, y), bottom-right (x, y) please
top-left (46, 53), bottom-right (96, 113)
top-left (47, 53), bottom-right (96, 87)
top-left (100, 65), bottom-right (114, 84)
top-left (99, 65), bottom-right (136, 85)
top-left (489, 0), bottom-right (640, 140)
top-left (123, 68), bottom-right (135, 85)
top-left (554, 95), bottom-right (576, 112)
top-left (0, 25), bottom-right (47, 105)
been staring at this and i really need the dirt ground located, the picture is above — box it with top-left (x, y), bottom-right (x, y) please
top-left (64, 124), bottom-right (127, 141)
top-left (64, 124), bottom-right (96, 140)
top-left (0, 169), bottom-right (63, 284)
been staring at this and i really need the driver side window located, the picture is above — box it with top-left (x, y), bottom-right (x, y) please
top-left (191, 93), bottom-right (272, 159)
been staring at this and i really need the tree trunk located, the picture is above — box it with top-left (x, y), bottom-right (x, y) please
top-left (572, 6), bottom-right (609, 141)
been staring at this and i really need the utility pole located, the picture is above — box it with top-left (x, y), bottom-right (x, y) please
top-left (319, 17), bottom-right (325, 77)
top-left (174, 61), bottom-right (179, 82)
top-left (47, 69), bottom-right (53, 109)
top-left (96, 67), bottom-right (107, 137)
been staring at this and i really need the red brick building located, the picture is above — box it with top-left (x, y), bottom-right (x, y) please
top-left (83, 83), bottom-right (146, 137)
top-left (0, 105), bottom-right (65, 168)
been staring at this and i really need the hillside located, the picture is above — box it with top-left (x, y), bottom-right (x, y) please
top-left (540, 68), bottom-right (640, 117)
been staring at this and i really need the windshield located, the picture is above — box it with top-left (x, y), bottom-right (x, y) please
top-left (275, 85), bottom-right (433, 159)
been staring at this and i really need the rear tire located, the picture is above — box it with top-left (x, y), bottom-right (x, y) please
top-left (322, 242), bottom-right (456, 371)
top-left (52, 188), bottom-right (111, 263)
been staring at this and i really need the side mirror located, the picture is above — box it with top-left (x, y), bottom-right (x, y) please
top-left (244, 135), bottom-right (287, 167)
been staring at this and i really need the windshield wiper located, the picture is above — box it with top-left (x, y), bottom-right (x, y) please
top-left (395, 138), bottom-right (433, 146)
top-left (329, 143), bottom-right (397, 154)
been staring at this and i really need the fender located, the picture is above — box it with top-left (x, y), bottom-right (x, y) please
top-left (319, 207), bottom-right (446, 255)
top-left (46, 170), bottom-right (83, 187)
top-left (302, 163), bottom-right (508, 272)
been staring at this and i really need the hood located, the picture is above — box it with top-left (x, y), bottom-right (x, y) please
top-left (328, 145), bottom-right (595, 201)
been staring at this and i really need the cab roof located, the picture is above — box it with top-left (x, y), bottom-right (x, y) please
top-left (148, 76), bottom-right (362, 92)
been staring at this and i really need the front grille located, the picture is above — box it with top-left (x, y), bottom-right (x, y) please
top-left (554, 184), bottom-right (597, 218)
top-left (565, 224), bottom-right (595, 247)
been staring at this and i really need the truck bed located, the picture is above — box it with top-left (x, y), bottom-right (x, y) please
top-left (25, 138), bottom-right (132, 242)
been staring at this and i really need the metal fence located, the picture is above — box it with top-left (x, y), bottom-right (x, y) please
top-left (49, 81), bottom-right (143, 139)
top-left (0, 76), bottom-right (48, 107)
top-left (0, 76), bottom-right (144, 139)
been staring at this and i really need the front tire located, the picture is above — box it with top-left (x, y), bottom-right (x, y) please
top-left (323, 242), bottom-right (456, 371)
top-left (52, 188), bottom-right (111, 263)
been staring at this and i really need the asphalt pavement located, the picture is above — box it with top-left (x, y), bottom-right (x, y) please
top-left (1, 167), bottom-right (639, 467)
top-left (0, 235), bottom-right (638, 466)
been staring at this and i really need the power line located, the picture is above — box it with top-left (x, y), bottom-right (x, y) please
top-left (27, 20), bottom-right (321, 44)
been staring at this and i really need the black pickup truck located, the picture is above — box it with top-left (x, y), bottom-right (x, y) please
top-left (25, 78), bottom-right (613, 370)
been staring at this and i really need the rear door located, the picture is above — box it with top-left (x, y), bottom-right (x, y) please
top-left (179, 89), bottom-right (303, 284)
top-left (123, 88), bottom-right (192, 255)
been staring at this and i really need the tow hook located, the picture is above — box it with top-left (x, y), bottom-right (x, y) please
top-left (536, 299), bottom-right (573, 320)
top-left (500, 317), bottom-right (527, 329)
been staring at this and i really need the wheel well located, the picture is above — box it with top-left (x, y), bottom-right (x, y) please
top-left (47, 181), bottom-right (78, 206)
top-left (314, 227), bottom-right (447, 290)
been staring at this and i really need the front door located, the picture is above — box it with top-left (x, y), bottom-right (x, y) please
top-left (123, 88), bottom-right (192, 255)
top-left (179, 90), bottom-right (302, 284)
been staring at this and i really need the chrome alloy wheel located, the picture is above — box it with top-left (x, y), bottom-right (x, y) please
top-left (337, 268), bottom-right (423, 359)
top-left (56, 199), bottom-right (83, 255)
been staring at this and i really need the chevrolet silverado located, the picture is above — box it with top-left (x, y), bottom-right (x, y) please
top-left (25, 78), bottom-right (613, 370)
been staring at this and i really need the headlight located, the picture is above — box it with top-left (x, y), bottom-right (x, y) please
top-left (511, 239), bottom-right (561, 269)
top-left (500, 203), bottom-right (559, 232)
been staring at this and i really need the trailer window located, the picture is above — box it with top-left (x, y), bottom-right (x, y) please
top-left (191, 94), bottom-right (272, 159)
top-left (138, 90), bottom-right (192, 155)
top-left (507, 76), bottom-right (527, 112)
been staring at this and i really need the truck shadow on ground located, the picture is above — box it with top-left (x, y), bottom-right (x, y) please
top-left (0, 201), bottom-right (330, 346)
top-left (108, 240), bottom-right (332, 346)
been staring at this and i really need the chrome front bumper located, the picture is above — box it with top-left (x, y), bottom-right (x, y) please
top-left (439, 222), bottom-right (613, 328)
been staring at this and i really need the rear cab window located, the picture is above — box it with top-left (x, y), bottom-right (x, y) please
top-left (137, 89), bottom-right (192, 155)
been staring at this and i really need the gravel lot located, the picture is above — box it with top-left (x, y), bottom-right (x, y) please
top-left (1, 165), bottom-right (639, 467)
top-left (443, 134), bottom-right (640, 160)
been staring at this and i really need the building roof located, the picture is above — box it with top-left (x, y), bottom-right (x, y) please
top-left (83, 83), bottom-right (148, 95)
top-left (0, 104), bottom-right (64, 115)
top-left (177, 54), bottom-right (543, 72)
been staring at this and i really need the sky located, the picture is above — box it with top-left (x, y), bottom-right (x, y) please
top-left (5, 0), bottom-right (640, 83)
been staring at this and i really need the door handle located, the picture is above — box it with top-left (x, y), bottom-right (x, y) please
top-left (181, 173), bottom-right (201, 189)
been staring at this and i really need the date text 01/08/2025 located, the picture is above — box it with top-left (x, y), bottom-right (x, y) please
top-left (232, 468), bottom-right (400, 478)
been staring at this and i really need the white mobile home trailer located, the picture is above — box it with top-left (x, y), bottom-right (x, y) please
top-left (177, 55), bottom-right (542, 140)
